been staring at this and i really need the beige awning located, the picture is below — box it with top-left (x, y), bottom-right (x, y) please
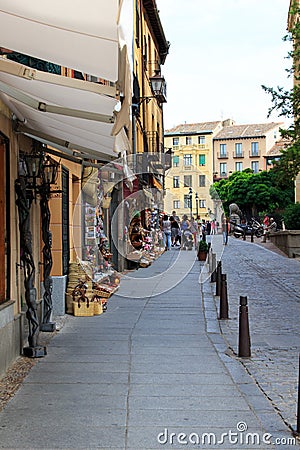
top-left (0, 0), bottom-right (132, 161)
top-left (0, 0), bottom-right (119, 80)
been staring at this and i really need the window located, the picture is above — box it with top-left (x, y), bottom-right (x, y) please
top-left (235, 143), bottom-right (243, 157)
top-left (184, 175), bottom-right (192, 187)
top-left (199, 154), bottom-right (206, 166)
top-left (199, 199), bottom-right (206, 208)
top-left (183, 154), bottom-right (192, 166)
top-left (173, 200), bottom-right (180, 209)
top-left (173, 176), bottom-right (180, 188)
top-left (173, 155), bottom-right (179, 167)
top-left (251, 142), bottom-right (259, 156)
top-left (220, 144), bottom-right (227, 157)
top-left (186, 136), bottom-right (192, 145)
top-left (220, 162), bottom-right (227, 176)
top-left (184, 195), bottom-right (191, 208)
top-left (235, 162), bottom-right (243, 172)
top-left (251, 161), bottom-right (259, 173)
top-left (199, 175), bottom-right (206, 187)
top-left (173, 137), bottom-right (179, 146)
top-left (135, 3), bottom-right (140, 47)
top-left (198, 136), bottom-right (205, 145)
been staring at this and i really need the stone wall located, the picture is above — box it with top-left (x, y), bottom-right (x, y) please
top-left (269, 230), bottom-right (300, 258)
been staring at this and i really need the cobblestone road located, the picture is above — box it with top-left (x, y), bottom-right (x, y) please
top-left (214, 236), bottom-right (300, 433)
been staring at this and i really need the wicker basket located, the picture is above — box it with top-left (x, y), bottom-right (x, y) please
top-left (94, 289), bottom-right (111, 299)
top-left (93, 301), bottom-right (103, 315)
top-left (73, 301), bottom-right (94, 317)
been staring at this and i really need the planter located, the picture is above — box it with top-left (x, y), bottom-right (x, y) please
top-left (198, 250), bottom-right (208, 261)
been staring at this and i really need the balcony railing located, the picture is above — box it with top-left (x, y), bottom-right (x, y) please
top-left (249, 151), bottom-right (260, 158)
top-left (217, 153), bottom-right (228, 159)
top-left (233, 151), bottom-right (244, 158)
top-left (172, 144), bottom-right (208, 151)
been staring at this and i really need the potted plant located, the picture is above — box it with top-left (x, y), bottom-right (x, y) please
top-left (197, 239), bottom-right (209, 261)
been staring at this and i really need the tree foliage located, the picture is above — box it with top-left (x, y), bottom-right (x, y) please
top-left (211, 170), bottom-right (294, 218)
top-left (261, 1), bottom-right (300, 182)
top-left (283, 202), bottom-right (300, 229)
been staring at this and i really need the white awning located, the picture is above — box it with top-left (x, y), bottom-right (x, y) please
top-left (0, 1), bottom-right (133, 162)
top-left (0, 58), bottom-right (121, 160)
top-left (0, 0), bottom-right (119, 81)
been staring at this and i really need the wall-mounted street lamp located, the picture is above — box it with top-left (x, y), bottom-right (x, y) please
top-left (15, 142), bottom-right (59, 357)
top-left (39, 155), bottom-right (59, 332)
top-left (149, 71), bottom-right (167, 103)
top-left (188, 187), bottom-right (193, 219)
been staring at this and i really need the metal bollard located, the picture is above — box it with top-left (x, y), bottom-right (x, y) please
top-left (210, 253), bottom-right (217, 282)
top-left (215, 261), bottom-right (222, 296)
top-left (296, 354), bottom-right (300, 435)
top-left (238, 296), bottom-right (251, 357)
top-left (243, 231), bottom-right (246, 241)
top-left (251, 230), bottom-right (254, 243)
top-left (219, 274), bottom-right (229, 319)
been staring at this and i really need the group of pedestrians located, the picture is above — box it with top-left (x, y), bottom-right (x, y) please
top-left (161, 212), bottom-right (219, 251)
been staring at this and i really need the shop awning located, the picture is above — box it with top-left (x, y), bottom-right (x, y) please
top-left (0, 0), bottom-right (120, 80)
top-left (0, 0), bottom-right (132, 162)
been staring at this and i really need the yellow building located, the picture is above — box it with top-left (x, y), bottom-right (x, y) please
top-left (164, 121), bottom-right (223, 220)
top-left (133, 0), bottom-right (169, 169)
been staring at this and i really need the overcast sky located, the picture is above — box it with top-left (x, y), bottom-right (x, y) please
top-left (156, 0), bottom-right (292, 130)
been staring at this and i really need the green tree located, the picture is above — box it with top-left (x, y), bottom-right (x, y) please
top-left (210, 170), bottom-right (294, 218)
top-left (262, 1), bottom-right (300, 183)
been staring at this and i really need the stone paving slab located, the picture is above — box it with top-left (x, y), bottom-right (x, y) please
top-left (0, 247), bottom-right (297, 449)
top-left (205, 236), bottom-right (300, 437)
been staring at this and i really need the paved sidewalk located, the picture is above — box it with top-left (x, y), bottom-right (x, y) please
top-left (0, 244), bottom-right (298, 449)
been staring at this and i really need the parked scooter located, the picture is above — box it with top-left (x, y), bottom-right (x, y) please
top-left (231, 218), bottom-right (264, 239)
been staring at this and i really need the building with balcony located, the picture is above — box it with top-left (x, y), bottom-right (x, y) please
top-left (213, 121), bottom-right (284, 179)
top-left (164, 121), bottom-right (223, 219)
top-left (132, 0), bottom-right (170, 184)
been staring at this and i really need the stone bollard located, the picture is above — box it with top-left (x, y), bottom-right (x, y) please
top-left (215, 261), bottom-right (222, 296)
top-left (210, 253), bottom-right (217, 282)
top-left (207, 248), bottom-right (212, 270)
top-left (238, 296), bottom-right (251, 357)
top-left (219, 274), bottom-right (229, 319)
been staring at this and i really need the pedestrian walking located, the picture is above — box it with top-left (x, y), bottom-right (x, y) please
top-left (222, 217), bottom-right (229, 245)
top-left (161, 214), bottom-right (171, 250)
top-left (189, 217), bottom-right (199, 248)
top-left (206, 220), bottom-right (211, 235)
top-left (170, 211), bottom-right (180, 247)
